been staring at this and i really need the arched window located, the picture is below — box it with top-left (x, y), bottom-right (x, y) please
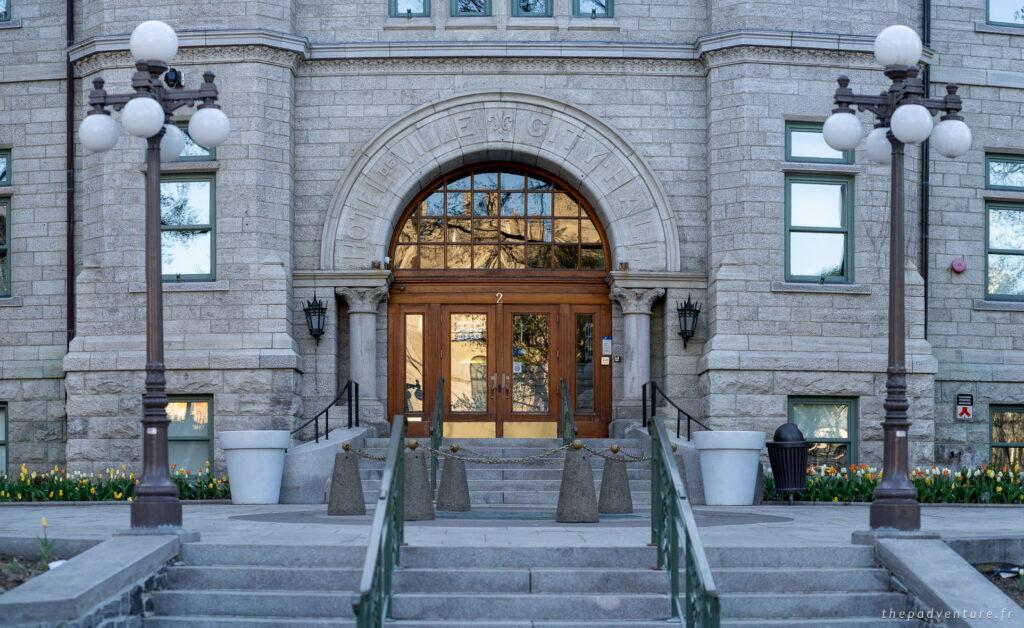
top-left (391, 164), bottom-right (608, 271)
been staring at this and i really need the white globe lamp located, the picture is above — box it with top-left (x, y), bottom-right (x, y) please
top-left (79, 114), bottom-right (121, 153)
top-left (188, 107), bottom-right (230, 148)
top-left (864, 127), bottom-right (892, 164)
top-left (930, 118), bottom-right (972, 158)
top-left (130, 21), bottom-right (179, 63)
top-left (822, 112), bottom-right (863, 151)
top-left (121, 97), bottom-right (166, 138)
top-left (159, 124), bottom-right (187, 162)
top-left (874, 25), bottom-right (922, 68)
top-left (890, 104), bottom-right (934, 144)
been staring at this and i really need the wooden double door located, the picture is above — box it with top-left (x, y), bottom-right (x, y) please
top-left (387, 279), bottom-right (612, 438)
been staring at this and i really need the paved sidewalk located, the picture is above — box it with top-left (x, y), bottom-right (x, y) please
top-left (1, 503), bottom-right (1022, 548)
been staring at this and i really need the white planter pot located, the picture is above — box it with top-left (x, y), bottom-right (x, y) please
top-left (220, 430), bottom-right (290, 505)
top-left (693, 431), bottom-right (765, 506)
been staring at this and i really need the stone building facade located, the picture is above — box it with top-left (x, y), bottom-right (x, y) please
top-left (0, 0), bottom-right (1022, 474)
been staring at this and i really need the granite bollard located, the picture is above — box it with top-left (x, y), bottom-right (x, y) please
top-left (556, 440), bottom-right (599, 523)
top-left (598, 444), bottom-right (633, 514)
top-left (436, 444), bottom-right (471, 512)
top-left (404, 440), bottom-right (435, 521)
top-left (326, 444), bottom-right (366, 516)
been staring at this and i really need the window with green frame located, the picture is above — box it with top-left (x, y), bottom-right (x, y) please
top-left (986, 203), bottom-right (1024, 300)
top-left (987, 154), bottom-right (1024, 190)
top-left (512, 0), bottom-right (552, 16)
top-left (175, 122), bottom-right (215, 161)
top-left (785, 174), bottom-right (854, 283)
top-left (451, 0), bottom-right (490, 16)
top-left (0, 197), bottom-right (9, 298)
top-left (160, 174), bottom-right (215, 281)
top-left (788, 397), bottom-right (858, 466)
top-left (785, 121), bottom-right (853, 164)
top-left (0, 0), bottom-right (9, 22)
top-left (987, 0), bottom-right (1024, 27)
top-left (573, 0), bottom-right (612, 17)
top-left (167, 397), bottom-right (213, 473)
top-left (0, 403), bottom-right (7, 476)
top-left (0, 149), bottom-right (11, 186)
top-left (390, 0), bottom-right (429, 17)
top-left (991, 405), bottom-right (1024, 467)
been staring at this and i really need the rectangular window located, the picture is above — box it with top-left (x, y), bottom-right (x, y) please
top-left (175, 122), bottom-right (215, 161)
top-left (513, 0), bottom-right (552, 16)
top-left (0, 0), bottom-right (9, 22)
top-left (785, 121), bottom-right (853, 164)
top-left (785, 174), bottom-right (853, 283)
top-left (161, 174), bottom-right (215, 281)
top-left (0, 198), bottom-right (9, 298)
top-left (988, 0), bottom-right (1024, 27)
top-left (0, 404), bottom-right (7, 476)
top-left (0, 149), bottom-right (11, 186)
top-left (167, 397), bottom-right (213, 473)
top-left (991, 406), bottom-right (1024, 467)
top-left (390, 0), bottom-right (429, 17)
top-left (986, 203), bottom-right (1024, 300)
top-left (573, 0), bottom-right (612, 17)
top-left (986, 154), bottom-right (1024, 190)
top-left (788, 397), bottom-right (858, 466)
top-left (451, 0), bottom-right (491, 16)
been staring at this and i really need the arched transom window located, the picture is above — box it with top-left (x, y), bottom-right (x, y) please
top-left (391, 165), bottom-right (608, 271)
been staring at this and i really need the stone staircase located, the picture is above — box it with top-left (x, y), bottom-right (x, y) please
top-left (358, 437), bottom-right (652, 507)
top-left (142, 541), bottom-right (916, 626)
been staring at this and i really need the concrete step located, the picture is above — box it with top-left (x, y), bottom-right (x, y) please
top-left (723, 620), bottom-right (916, 627)
top-left (392, 623), bottom-right (672, 627)
top-left (358, 467), bottom-right (652, 480)
top-left (144, 618), bottom-right (355, 627)
top-left (178, 543), bottom-right (364, 568)
top-left (166, 565), bottom-right (361, 591)
top-left (365, 438), bottom-right (640, 448)
top-left (361, 478), bottom-right (652, 492)
top-left (712, 567), bottom-right (890, 593)
top-left (362, 489), bottom-right (652, 506)
top-left (150, 590), bottom-right (354, 618)
top-left (399, 546), bottom-right (657, 569)
top-left (705, 545), bottom-right (876, 569)
top-left (390, 593), bottom-right (671, 621)
top-left (719, 591), bottom-right (907, 620)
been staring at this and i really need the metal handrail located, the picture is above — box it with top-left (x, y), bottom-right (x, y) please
top-left (428, 376), bottom-right (444, 499)
top-left (649, 415), bottom-right (720, 626)
top-left (559, 378), bottom-right (576, 445)
top-left (642, 380), bottom-right (709, 440)
top-left (290, 380), bottom-right (360, 443)
top-left (352, 414), bottom-right (406, 627)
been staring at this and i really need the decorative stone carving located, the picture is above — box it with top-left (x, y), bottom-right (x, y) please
top-left (337, 286), bottom-right (390, 405)
top-left (610, 287), bottom-right (665, 315)
top-left (610, 286), bottom-right (665, 409)
top-left (336, 286), bottom-right (389, 314)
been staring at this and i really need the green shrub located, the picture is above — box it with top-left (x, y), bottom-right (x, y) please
top-left (0, 462), bottom-right (230, 502)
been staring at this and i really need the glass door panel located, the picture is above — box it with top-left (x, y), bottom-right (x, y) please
top-left (443, 307), bottom-right (496, 437)
top-left (510, 313), bottom-right (550, 413)
top-left (499, 305), bottom-right (558, 437)
top-left (404, 313), bottom-right (425, 418)
top-left (574, 313), bottom-right (595, 414)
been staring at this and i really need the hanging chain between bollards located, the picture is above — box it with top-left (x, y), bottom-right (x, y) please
top-left (422, 443), bottom-right (572, 465)
top-left (580, 443), bottom-right (651, 463)
top-left (343, 442), bottom-right (387, 461)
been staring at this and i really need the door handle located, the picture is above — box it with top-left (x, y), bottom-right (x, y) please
top-left (503, 373), bottom-right (510, 400)
top-left (490, 373), bottom-right (499, 398)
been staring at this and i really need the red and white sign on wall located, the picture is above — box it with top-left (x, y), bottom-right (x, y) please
top-left (956, 394), bottom-right (973, 420)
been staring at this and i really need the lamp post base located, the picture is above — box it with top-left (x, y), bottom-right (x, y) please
top-left (869, 498), bottom-right (920, 531)
top-left (130, 497), bottom-right (183, 529)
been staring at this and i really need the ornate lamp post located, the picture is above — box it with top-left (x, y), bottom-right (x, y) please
top-left (78, 21), bottom-right (230, 528)
top-left (822, 25), bottom-right (972, 531)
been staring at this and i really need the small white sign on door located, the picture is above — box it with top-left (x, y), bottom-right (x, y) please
top-left (512, 361), bottom-right (523, 374)
top-left (602, 336), bottom-right (612, 355)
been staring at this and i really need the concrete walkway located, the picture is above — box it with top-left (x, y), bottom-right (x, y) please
top-left (1, 503), bottom-right (1022, 549)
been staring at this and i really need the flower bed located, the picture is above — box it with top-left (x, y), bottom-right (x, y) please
top-left (764, 463), bottom-right (1024, 504)
top-left (0, 463), bottom-right (230, 502)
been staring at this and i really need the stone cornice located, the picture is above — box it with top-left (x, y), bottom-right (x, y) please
top-left (68, 28), bottom-right (308, 64)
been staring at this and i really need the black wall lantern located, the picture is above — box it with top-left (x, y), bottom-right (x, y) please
top-left (676, 294), bottom-right (701, 347)
top-left (303, 292), bottom-right (327, 344)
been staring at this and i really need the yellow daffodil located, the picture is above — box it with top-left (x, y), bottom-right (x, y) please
top-left (996, 486), bottom-right (1003, 494)
top-left (41, 516), bottom-right (48, 528)
top-left (89, 487), bottom-right (96, 495)
top-left (58, 490), bottom-right (63, 497)
top-left (114, 492), bottom-right (123, 500)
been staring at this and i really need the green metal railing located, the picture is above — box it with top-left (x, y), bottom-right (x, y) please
top-left (649, 415), bottom-right (720, 627)
top-left (429, 376), bottom-right (444, 499)
top-left (352, 414), bottom-right (407, 628)
top-left (559, 378), bottom-right (576, 445)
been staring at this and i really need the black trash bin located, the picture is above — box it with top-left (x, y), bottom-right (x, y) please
top-left (766, 423), bottom-right (809, 503)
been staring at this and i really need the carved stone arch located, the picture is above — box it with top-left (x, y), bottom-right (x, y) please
top-left (320, 91), bottom-right (680, 272)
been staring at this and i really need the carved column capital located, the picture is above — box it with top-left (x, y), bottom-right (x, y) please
top-left (610, 287), bottom-right (665, 315)
top-left (336, 286), bottom-right (389, 314)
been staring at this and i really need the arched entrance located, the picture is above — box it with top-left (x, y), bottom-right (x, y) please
top-left (387, 163), bottom-right (613, 438)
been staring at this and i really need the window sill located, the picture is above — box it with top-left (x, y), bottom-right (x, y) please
top-left (781, 163), bottom-right (862, 175)
top-left (973, 299), bottom-right (1024, 312)
top-left (129, 280), bottom-right (229, 293)
top-left (383, 17), bottom-right (434, 30)
top-left (137, 160), bottom-right (220, 174)
top-left (771, 282), bottom-right (871, 295)
top-left (567, 18), bottom-right (619, 31)
top-left (975, 21), bottom-right (1024, 36)
top-left (0, 19), bottom-right (23, 31)
top-left (984, 190), bottom-right (1024, 203)
top-left (507, 17), bottom-right (558, 30)
top-left (0, 186), bottom-right (14, 197)
top-left (445, 17), bottom-right (498, 30)
top-left (0, 296), bottom-right (22, 307)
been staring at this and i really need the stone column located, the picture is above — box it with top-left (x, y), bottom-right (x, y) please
top-left (337, 286), bottom-right (389, 426)
top-left (610, 287), bottom-right (665, 424)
